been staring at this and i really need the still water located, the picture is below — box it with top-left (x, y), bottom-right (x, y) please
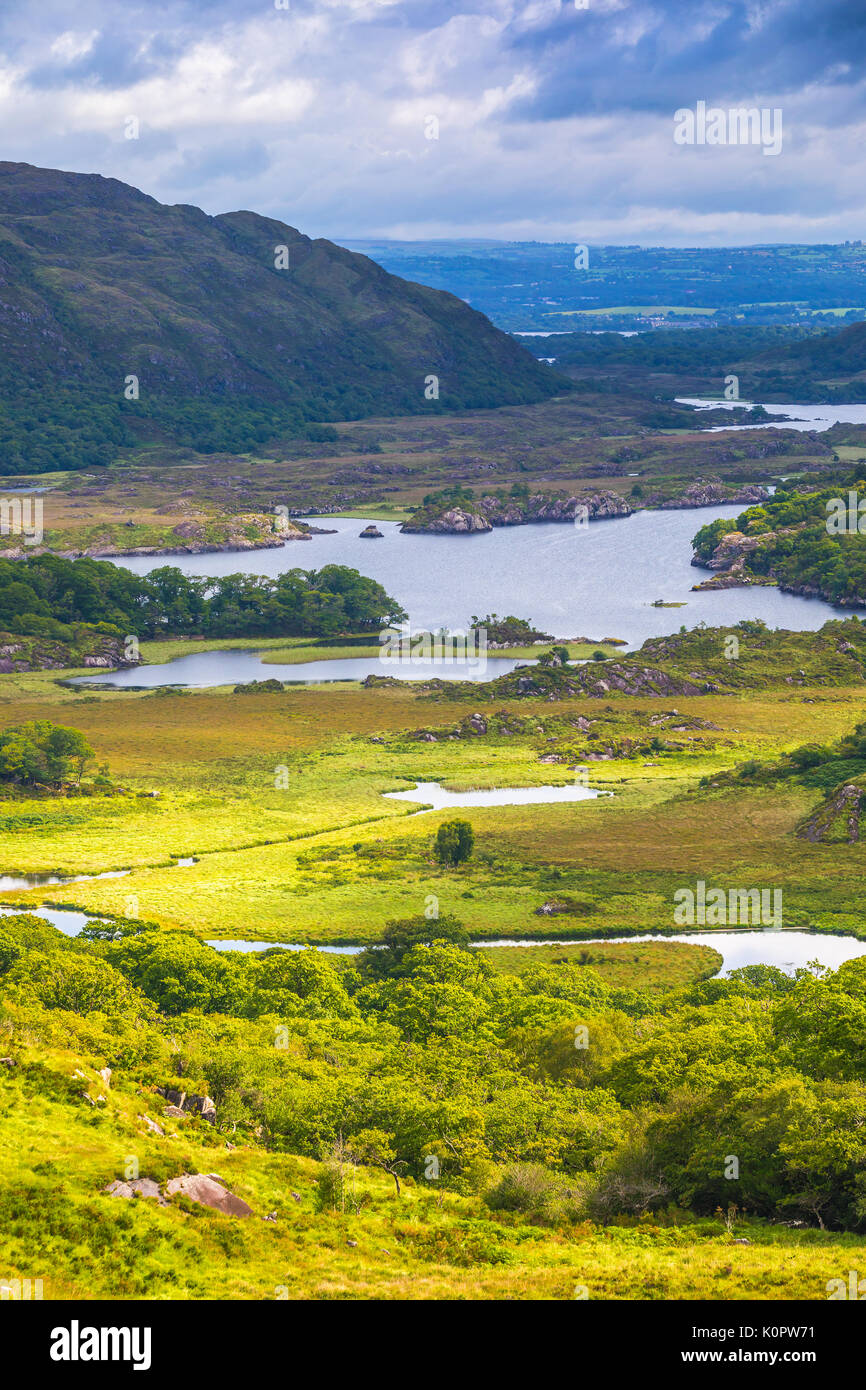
top-left (71, 651), bottom-right (528, 689)
top-left (2, 902), bottom-right (860, 976)
top-left (383, 780), bottom-right (604, 809)
top-left (676, 399), bottom-right (866, 432)
top-left (111, 506), bottom-right (841, 645)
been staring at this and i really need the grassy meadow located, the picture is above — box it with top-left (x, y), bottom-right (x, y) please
top-left (2, 668), bottom-right (866, 942)
top-left (3, 1039), bottom-right (862, 1301)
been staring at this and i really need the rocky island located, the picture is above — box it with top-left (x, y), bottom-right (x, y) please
top-left (401, 488), bottom-right (633, 534)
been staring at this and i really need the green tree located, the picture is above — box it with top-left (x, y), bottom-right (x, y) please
top-left (434, 819), bottom-right (475, 868)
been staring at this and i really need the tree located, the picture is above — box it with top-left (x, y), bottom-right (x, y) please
top-left (0, 720), bottom-right (95, 789)
top-left (434, 819), bottom-right (474, 868)
top-left (356, 913), bottom-right (469, 981)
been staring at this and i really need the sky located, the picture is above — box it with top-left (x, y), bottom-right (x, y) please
top-left (1, 0), bottom-right (865, 245)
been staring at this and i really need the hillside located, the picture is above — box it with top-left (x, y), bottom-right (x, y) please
top-left (0, 163), bottom-right (563, 473)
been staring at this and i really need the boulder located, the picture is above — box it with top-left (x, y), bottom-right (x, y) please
top-left (164, 1173), bottom-right (252, 1217)
top-left (138, 1114), bottom-right (164, 1136)
top-left (105, 1178), bottom-right (166, 1205)
top-left (160, 1087), bottom-right (217, 1122)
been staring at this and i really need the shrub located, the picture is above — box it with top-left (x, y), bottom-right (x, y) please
top-left (484, 1163), bottom-right (583, 1222)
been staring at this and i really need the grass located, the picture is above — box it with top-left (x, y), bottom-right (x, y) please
top-left (1, 667), bottom-right (865, 943)
top-left (3, 642), bottom-right (866, 1304)
top-left (483, 941), bottom-right (723, 991)
top-left (136, 636), bottom-right (626, 667)
top-left (0, 1040), bottom-right (862, 1301)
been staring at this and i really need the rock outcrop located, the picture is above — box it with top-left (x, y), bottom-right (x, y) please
top-left (105, 1172), bottom-right (252, 1217)
top-left (164, 1173), bottom-right (252, 1217)
top-left (157, 1087), bottom-right (217, 1123)
top-left (798, 782), bottom-right (864, 843)
top-left (402, 506), bottom-right (492, 534)
top-left (400, 490), bottom-right (631, 534)
top-left (661, 483), bottom-right (769, 510)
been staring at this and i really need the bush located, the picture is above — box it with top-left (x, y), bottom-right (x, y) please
top-left (484, 1163), bottom-right (583, 1222)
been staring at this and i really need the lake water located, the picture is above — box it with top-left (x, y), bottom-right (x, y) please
top-left (383, 780), bottom-right (604, 809)
top-left (111, 506), bottom-right (840, 645)
top-left (71, 650), bottom-right (528, 689)
top-left (476, 930), bottom-right (866, 975)
top-left (676, 399), bottom-right (866, 433)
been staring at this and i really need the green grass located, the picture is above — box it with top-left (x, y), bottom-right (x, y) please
top-left (0, 1041), bottom-right (862, 1301)
top-left (1, 659), bottom-right (865, 943)
top-left (483, 940), bottom-right (723, 991)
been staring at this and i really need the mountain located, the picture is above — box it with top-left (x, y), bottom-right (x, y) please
top-left (0, 163), bottom-right (564, 473)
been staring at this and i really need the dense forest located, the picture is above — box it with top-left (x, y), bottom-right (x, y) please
top-left (0, 555), bottom-right (407, 642)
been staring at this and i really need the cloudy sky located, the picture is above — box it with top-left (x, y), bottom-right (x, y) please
top-left (1, 0), bottom-right (865, 244)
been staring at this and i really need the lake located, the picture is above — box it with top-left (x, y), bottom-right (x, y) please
top-left (675, 399), bottom-right (866, 432)
top-left (111, 505), bottom-right (839, 645)
top-left (71, 650), bottom-right (529, 689)
top-left (383, 780), bottom-right (604, 809)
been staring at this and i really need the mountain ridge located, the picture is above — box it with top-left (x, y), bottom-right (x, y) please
top-left (0, 162), bottom-right (564, 471)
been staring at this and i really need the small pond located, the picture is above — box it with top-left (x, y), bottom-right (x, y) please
top-left (383, 780), bottom-right (605, 810)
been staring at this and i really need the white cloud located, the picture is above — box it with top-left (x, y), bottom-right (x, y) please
top-left (49, 30), bottom-right (100, 63)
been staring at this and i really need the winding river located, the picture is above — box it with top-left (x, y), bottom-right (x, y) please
top-left (2, 898), bottom-right (860, 978)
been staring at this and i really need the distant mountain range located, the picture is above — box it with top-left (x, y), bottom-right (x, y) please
top-left (0, 163), bottom-right (563, 473)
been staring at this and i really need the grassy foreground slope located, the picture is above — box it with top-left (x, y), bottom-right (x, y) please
top-left (1, 1038), bottom-right (863, 1301)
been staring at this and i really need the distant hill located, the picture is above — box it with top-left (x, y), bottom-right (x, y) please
top-left (773, 319), bottom-right (866, 374)
top-left (0, 163), bottom-right (564, 473)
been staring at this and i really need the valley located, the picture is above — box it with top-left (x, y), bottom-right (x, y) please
top-left (3, 165), bottom-right (866, 1313)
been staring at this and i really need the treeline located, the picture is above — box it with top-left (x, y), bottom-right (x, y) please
top-left (4, 909), bottom-right (866, 1230)
top-left (0, 555), bottom-right (406, 642)
top-left (0, 383), bottom-right (340, 475)
top-left (542, 324), bottom-right (813, 372)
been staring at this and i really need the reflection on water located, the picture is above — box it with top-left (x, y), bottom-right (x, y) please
top-left (675, 399), bottom-right (866, 434)
top-left (109, 507), bottom-right (842, 645)
top-left (3, 899), bottom-right (862, 977)
top-left (476, 929), bottom-right (866, 976)
top-left (205, 928), bottom-right (866, 975)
